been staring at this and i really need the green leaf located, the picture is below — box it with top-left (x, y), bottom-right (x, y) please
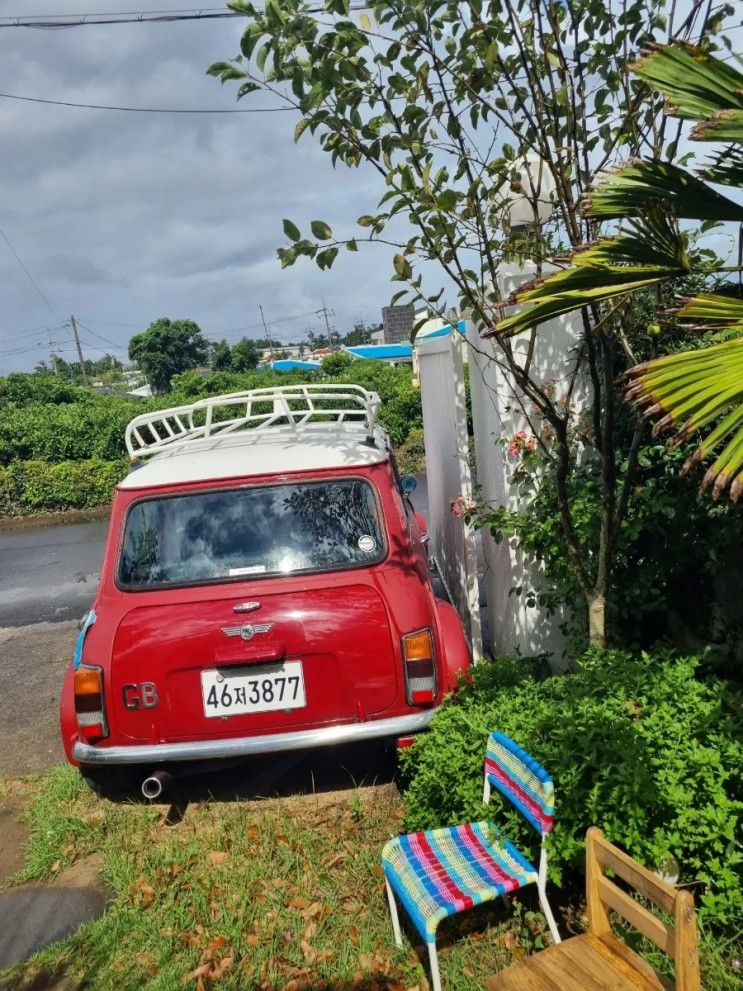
top-left (435, 190), bottom-right (459, 211)
top-left (282, 219), bottom-right (301, 242)
top-left (393, 253), bottom-right (413, 279)
top-left (626, 336), bottom-right (743, 501)
top-left (495, 209), bottom-right (690, 336)
top-left (346, 239), bottom-right (358, 252)
top-left (357, 215), bottom-right (375, 227)
top-left (294, 117), bottom-right (311, 143)
top-left (583, 160), bottom-right (743, 222)
top-left (310, 220), bottom-right (333, 240)
top-left (674, 294), bottom-right (743, 332)
top-left (631, 43), bottom-right (743, 130)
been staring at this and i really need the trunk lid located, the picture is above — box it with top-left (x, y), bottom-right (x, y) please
top-left (109, 583), bottom-right (399, 741)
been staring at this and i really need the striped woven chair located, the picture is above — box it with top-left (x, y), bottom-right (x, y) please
top-left (382, 733), bottom-right (560, 991)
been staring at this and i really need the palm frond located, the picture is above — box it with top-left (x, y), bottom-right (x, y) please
top-left (673, 293), bottom-right (743, 331)
top-left (494, 210), bottom-right (690, 337)
top-left (702, 146), bottom-right (743, 187)
top-left (626, 337), bottom-right (743, 500)
top-left (582, 160), bottom-right (743, 221)
top-left (691, 108), bottom-right (743, 142)
top-left (631, 43), bottom-right (743, 126)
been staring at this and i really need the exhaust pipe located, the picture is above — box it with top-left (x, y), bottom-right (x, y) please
top-left (141, 770), bottom-right (172, 800)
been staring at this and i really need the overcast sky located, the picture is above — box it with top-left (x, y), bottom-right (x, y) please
top-left (0, 2), bottom-right (413, 372)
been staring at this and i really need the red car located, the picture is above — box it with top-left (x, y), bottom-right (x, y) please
top-left (60, 385), bottom-right (470, 797)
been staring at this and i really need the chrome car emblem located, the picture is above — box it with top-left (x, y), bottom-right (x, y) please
top-left (222, 623), bottom-right (273, 641)
top-left (233, 601), bottom-right (261, 613)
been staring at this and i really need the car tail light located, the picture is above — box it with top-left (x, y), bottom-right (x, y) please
top-left (402, 629), bottom-right (436, 705)
top-left (74, 664), bottom-right (108, 742)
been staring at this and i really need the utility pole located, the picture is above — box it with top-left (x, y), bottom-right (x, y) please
top-left (258, 304), bottom-right (274, 360)
top-left (70, 315), bottom-right (88, 384)
top-left (318, 298), bottom-right (335, 349)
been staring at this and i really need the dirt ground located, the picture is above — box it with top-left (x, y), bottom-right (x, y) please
top-left (0, 623), bottom-right (76, 777)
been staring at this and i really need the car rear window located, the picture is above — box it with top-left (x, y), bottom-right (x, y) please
top-left (117, 478), bottom-right (386, 589)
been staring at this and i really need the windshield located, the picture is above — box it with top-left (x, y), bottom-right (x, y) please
top-left (117, 478), bottom-right (386, 589)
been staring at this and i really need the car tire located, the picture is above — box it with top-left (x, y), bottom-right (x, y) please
top-left (80, 766), bottom-right (140, 800)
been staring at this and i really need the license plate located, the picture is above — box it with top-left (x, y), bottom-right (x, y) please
top-left (201, 661), bottom-right (306, 718)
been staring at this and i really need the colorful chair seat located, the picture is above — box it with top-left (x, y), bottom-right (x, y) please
top-left (382, 821), bottom-right (537, 942)
top-left (382, 733), bottom-right (560, 991)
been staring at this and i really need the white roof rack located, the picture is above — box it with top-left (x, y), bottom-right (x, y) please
top-left (125, 383), bottom-right (382, 459)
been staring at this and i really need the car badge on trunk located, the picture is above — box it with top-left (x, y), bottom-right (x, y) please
top-left (233, 601), bottom-right (261, 613)
top-left (222, 623), bottom-right (273, 641)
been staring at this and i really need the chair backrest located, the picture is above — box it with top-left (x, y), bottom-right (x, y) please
top-left (484, 733), bottom-right (554, 835)
top-left (585, 827), bottom-right (699, 991)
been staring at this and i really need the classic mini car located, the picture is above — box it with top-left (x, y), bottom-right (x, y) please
top-left (60, 385), bottom-right (470, 797)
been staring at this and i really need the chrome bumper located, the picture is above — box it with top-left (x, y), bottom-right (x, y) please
top-left (72, 710), bottom-right (434, 765)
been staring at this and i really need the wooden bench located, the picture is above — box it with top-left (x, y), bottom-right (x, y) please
top-left (486, 827), bottom-right (699, 991)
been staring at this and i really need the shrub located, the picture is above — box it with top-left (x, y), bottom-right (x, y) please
top-left (0, 396), bottom-right (141, 465)
top-left (396, 426), bottom-right (426, 475)
top-left (321, 351), bottom-right (355, 374)
top-left (400, 649), bottom-right (742, 929)
top-left (0, 458), bottom-right (128, 515)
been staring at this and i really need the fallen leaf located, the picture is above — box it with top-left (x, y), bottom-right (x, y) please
top-left (300, 939), bottom-right (317, 964)
top-left (212, 955), bottom-right (234, 979)
top-left (289, 896), bottom-right (310, 910)
top-left (323, 852), bottom-right (346, 869)
top-left (208, 935), bottom-right (228, 949)
top-left (245, 934), bottom-right (260, 947)
top-left (349, 925), bottom-right (359, 945)
top-left (208, 850), bottom-right (229, 866)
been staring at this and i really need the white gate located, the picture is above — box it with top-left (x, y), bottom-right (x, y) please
top-left (417, 332), bottom-right (482, 658)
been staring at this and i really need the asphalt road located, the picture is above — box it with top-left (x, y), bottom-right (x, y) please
top-left (0, 521), bottom-right (107, 628)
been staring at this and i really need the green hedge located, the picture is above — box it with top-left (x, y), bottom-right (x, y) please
top-left (399, 650), bottom-right (743, 930)
top-left (0, 458), bottom-right (128, 515)
top-left (0, 364), bottom-right (422, 467)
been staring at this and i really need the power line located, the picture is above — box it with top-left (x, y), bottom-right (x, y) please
top-left (0, 91), bottom-right (292, 114)
top-left (0, 4), bottom-right (366, 29)
top-left (0, 223), bottom-right (60, 320)
top-left (76, 320), bottom-right (130, 348)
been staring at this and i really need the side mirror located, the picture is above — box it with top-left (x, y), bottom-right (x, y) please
top-left (401, 474), bottom-right (417, 494)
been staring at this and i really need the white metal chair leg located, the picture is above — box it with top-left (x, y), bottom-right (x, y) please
top-left (427, 942), bottom-right (443, 991)
top-left (537, 884), bottom-right (562, 945)
top-left (385, 879), bottom-right (404, 948)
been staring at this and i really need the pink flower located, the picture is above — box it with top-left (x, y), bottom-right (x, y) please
top-left (452, 502), bottom-right (464, 517)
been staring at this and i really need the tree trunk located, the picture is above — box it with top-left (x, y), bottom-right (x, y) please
top-left (588, 593), bottom-right (606, 648)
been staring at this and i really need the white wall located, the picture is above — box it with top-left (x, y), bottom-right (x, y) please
top-left (418, 332), bottom-right (483, 658)
top-left (467, 262), bottom-right (588, 666)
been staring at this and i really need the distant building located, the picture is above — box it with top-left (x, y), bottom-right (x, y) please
top-left (346, 344), bottom-right (412, 366)
top-left (381, 304), bottom-right (414, 344)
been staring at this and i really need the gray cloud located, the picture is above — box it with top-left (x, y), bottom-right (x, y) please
top-left (0, 2), bottom-right (419, 371)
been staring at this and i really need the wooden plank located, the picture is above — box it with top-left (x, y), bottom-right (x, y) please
top-left (598, 876), bottom-right (675, 956)
top-left (592, 933), bottom-right (669, 989)
top-left (586, 827), bottom-right (612, 935)
top-left (592, 831), bottom-right (677, 915)
top-left (535, 937), bottom-right (631, 990)
top-left (486, 934), bottom-right (665, 991)
top-left (674, 889), bottom-right (700, 991)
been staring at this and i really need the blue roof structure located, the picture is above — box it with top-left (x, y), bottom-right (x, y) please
top-left (346, 344), bottom-right (413, 361)
top-left (416, 319), bottom-right (467, 341)
top-left (269, 359), bottom-right (322, 372)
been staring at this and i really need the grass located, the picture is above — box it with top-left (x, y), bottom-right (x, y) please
top-left (1, 766), bottom-right (540, 991)
top-left (3, 766), bottom-right (739, 991)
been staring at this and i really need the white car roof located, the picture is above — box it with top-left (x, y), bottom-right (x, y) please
top-left (119, 424), bottom-right (390, 490)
